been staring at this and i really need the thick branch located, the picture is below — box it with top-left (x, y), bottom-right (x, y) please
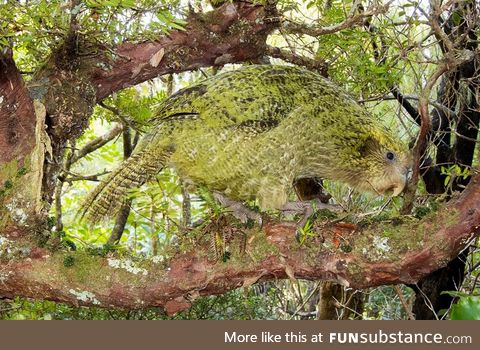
top-left (91, 2), bottom-right (277, 100)
top-left (0, 49), bottom-right (36, 167)
top-left (1, 171), bottom-right (479, 313)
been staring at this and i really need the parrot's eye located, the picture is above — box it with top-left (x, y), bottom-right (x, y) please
top-left (386, 151), bottom-right (395, 161)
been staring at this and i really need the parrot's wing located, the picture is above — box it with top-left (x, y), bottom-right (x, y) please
top-left (151, 65), bottom-right (325, 128)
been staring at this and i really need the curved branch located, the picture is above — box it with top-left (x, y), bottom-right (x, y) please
top-left (90, 2), bottom-right (278, 100)
top-left (1, 170), bottom-right (479, 314)
top-left (69, 123), bottom-right (124, 164)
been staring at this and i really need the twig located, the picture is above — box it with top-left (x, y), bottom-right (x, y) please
top-left (393, 285), bottom-right (415, 320)
top-left (429, 0), bottom-right (455, 53)
top-left (98, 101), bottom-right (138, 129)
top-left (289, 282), bottom-right (321, 320)
top-left (107, 128), bottom-right (135, 245)
top-left (401, 48), bottom-right (474, 213)
top-left (64, 171), bottom-right (110, 183)
top-left (358, 93), bottom-right (456, 121)
top-left (70, 123), bottom-right (124, 164)
top-left (282, 1), bottom-right (392, 37)
top-left (266, 46), bottom-right (328, 76)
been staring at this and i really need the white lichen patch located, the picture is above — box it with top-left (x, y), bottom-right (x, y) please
top-left (373, 236), bottom-right (391, 253)
top-left (5, 196), bottom-right (29, 225)
top-left (151, 255), bottom-right (164, 264)
top-left (0, 270), bottom-right (13, 283)
top-left (107, 258), bottom-right (148, 276)
top-left (0, 236), bottom-right (13, 257)
top-left (0, 236), bottom-right (31, 259)
top-left (69, 289), bottom-right (101, 305)
top-left (0, 236), bottom-right (11, 247)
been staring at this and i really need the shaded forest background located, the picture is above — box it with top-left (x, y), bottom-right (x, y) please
top-left (0, 0), bottom-right (479, 320)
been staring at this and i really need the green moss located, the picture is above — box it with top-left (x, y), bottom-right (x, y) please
top-left (414, 206), bottom-right (431, 219)
top-left (16, 167), bottom-right (28, 177)
top-left (86, 245), bottom-right (116, 257)
top-left (345, 205), bottom-right (461, 263)
top-left (340, 243), bottom-right (352, 253)
top-left (248, 231), bottom-right (279, 262)
top-left (56, 251), bottom-right (106, 285)
top-left (0, 159), bottom-right (18, 181)
top-left (3, 180), bottom-right (13, 189)
top-left (63, 255), bottom-right (75, 267)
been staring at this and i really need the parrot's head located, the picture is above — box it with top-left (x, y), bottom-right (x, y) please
top-left (349, 127), bottom-right (412, 197)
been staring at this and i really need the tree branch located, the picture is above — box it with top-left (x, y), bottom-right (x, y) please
top-left (69, 123), bottom-right (124, 164)
top-left (266, 46), bottom-right (328, 76)
top-left (401, 49), bottom-right (475, 213)
top-left (281, 1), bottom-right (391, 37)
top-left (1, 170), bottom-right (479, 313)
top-left (359, 92), bottom-right (456, 122)
top-left (0, 49), bottom-right (36, 167)
top-left (90, 2), bottom-right (278, 100)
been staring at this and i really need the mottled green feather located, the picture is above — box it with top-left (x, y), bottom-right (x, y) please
top-left (80, 65), bottom-right (411, 223)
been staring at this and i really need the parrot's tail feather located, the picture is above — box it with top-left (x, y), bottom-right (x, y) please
top-left (78, 148), bottom-right (168, 224)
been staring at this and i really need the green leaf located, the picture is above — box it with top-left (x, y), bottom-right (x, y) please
top-left (452, 11), bottom-right (462, 26)
top-left (450, 296), bottom-right (480, 320)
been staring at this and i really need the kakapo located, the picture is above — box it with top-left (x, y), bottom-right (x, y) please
top-left (80, 65), bottom-right (411, 223)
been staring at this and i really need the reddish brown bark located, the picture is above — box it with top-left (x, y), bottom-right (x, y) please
top-left (0, 172), bottom-right (479, 312)
top-left (91, 2), bottom-right (276, 100)
top-left (0, 50), bottom-right (36, 168)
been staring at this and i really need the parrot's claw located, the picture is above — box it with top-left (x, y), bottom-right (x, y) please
top-left (213, 192), bottom-right (263, 226)
top-left (281, 199), bottom-right (341, 238)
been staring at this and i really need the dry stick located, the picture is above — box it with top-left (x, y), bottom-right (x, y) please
top-left (107, 127), bottom-right (134, 245)
top-left (70, 123), bottom-right (124, 164)
top-left (393, 285), bottom-right (415, 320)
top-left (289, 282), bottom-right (321, 320)
top-left (266, 46), bottom-right (328, 76)
top-left (429, 0), bottom-right (456, 53)
top-left (339, 290), bottom-right (364, 320)
top-left (64, 171), bottom-right (110, 183)
top-left (281, 0), bottom-right (392, 37)
top-left (401, 59), bottom-right (453, 214)
top-left (358, 93), bottom-right (457, 121)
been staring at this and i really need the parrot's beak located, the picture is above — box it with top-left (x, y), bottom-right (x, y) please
top-left (392, 184), bottom-right (405, 197)
top-left (392, 168), bottom-right (411, 197)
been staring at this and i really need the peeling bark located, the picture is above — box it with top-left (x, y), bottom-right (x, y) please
top-left (90, 2), bottom-right (276, 100)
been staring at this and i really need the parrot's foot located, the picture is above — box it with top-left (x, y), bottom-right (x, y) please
top-left (281, 199), bottom-right (341, 240)
top-left (213, 192), bottom-right (263, 226)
